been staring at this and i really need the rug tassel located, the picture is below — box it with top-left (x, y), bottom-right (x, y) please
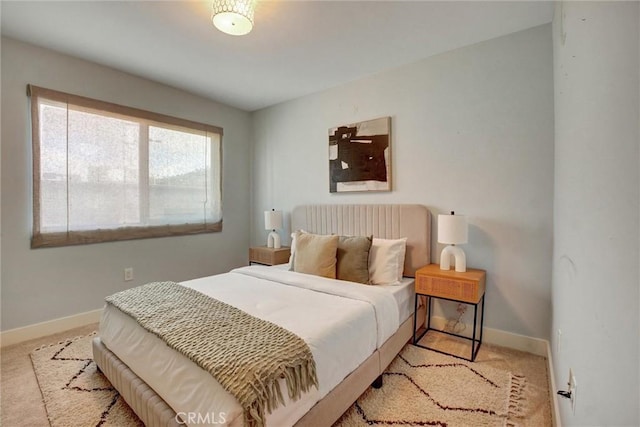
top-left (507, 373), bottom-right (528, 421)
top-left (32, 331), bottom-right (97, 352)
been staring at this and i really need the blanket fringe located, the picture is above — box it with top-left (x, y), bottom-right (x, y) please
top-left (244, 360), bottom-right (318, 427)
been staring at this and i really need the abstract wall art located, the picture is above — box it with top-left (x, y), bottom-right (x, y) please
top-left (328, 116), bottom-right (391, 193)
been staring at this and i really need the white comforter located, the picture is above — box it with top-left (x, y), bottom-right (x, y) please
top-left (100, 266), bottom-right (400, 427)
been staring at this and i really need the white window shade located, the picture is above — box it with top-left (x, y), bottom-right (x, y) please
top-left (29, 85), bottom-right (223, 248)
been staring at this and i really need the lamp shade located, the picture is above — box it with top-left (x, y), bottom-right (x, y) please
top-left (212, 0), bottom-right (255, 36)
top-left (438, 214), bottom-right (468, 244)
top-left (264, 210), bottom-right (283, 230)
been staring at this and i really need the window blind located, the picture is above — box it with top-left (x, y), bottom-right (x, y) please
top-left (28, 85), bottom-right (223, 248)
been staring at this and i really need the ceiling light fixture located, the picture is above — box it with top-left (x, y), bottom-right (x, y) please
top-left (211, 0), bottom-right (255, 36)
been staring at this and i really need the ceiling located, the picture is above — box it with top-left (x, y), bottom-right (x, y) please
top-left (1, 1), bottom-right (553, 112)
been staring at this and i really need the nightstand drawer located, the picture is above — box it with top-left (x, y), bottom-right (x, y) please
top-left (416, 274), bottom-right (483, 303)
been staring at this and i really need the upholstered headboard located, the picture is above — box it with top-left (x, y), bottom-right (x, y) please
top-left (291, 204), bottom-right (431, 277)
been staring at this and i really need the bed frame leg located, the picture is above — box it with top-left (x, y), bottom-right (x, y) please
top-left (372, 375), bottom-right (383, 389)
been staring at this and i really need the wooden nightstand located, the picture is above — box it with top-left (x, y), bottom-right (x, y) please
top-left (413, 264), bottom-right (486, 361)
top-left (249, 246), bottom-right (291, 266)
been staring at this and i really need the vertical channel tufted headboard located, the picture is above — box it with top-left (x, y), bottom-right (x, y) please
top-left (291, 204), bottom-right (431, 277)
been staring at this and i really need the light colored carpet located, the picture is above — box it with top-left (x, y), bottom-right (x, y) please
top-left (1, 325), bottom-right (552, 427)
top-left (1, 323), bottom-right (98, 427)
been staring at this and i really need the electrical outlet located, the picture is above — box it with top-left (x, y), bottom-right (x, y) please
top-left (124, 267), bottom-right (134, 282)
top-left (568, 368), bottom-right (577, 414)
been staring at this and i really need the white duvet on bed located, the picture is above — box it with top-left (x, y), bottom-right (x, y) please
top-left (99, 266), bottom-right (411, 427)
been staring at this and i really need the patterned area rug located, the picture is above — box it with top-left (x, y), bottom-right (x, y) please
top-left (31, 333), bottom-right (528, 427)
top-left (335, 345), bottom-right (526, 427)
top-left (30, 332), bottom-right (142, 427)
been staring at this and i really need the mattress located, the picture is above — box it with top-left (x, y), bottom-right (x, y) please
top-left (100, 265), bottom-right (412, 427)
top-left (271, 263), bottom-right (416, 324)
top-left (381, 277), bottom-right (416, 324)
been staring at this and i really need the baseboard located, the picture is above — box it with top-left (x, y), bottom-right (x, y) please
top-left (0, 308), bottom-right (103, 348)
top-left (429, 315), bottom-right (548, 356)
top-left (546, 340), bottom-right (562, 427)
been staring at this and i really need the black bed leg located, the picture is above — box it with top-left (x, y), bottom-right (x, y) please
top-left (372, 375), bottom-right (383, 389)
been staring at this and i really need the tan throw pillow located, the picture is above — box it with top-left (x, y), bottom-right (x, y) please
top-left (337, 235), bottom-right (372, 284)
top-left (293, 232), bottom-right (339, 279)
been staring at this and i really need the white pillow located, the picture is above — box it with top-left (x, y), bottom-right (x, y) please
top-left (288, 229), bottom-right (307, 267)
top-left (369, 237), bottom-right (407, 285)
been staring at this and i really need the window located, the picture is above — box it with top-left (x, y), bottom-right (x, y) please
top-left (28, 85), bottom-right (222, 248)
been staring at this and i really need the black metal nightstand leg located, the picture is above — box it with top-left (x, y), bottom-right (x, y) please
top-left (470, 295), bottom-right (485, 362)
top-left (412, 294), bottom-right (429, 346)
top-left (472, 302), bottom-right (478, 361)
top-left (413, 294), bottom-right (419, 344)
top-left (479, 295), bottom-right (485, 343)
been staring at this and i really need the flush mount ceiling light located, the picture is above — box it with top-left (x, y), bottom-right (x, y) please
top-left (212, 0), bottom-right (256, 36)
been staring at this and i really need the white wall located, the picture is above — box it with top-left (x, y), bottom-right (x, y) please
top-left (252, 25), bottom-right (555, 340)
top-left (552, 2), bottom-right (639, 425)
top-left (1, 37), bottom-right (252, 331)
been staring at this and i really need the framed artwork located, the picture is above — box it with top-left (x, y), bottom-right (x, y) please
top-left (328, 116), bottom-right (391, 193)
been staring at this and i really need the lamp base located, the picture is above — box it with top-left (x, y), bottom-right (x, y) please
top-left (440, 245), bottom-right (466, 272)
top-left (267, 231), bottom-right (281, 249)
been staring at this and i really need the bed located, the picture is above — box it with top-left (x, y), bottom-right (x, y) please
top-left (93, 204), bottom-right (431, 427)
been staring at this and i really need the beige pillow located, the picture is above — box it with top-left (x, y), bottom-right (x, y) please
top-left (337, 235), bottom-right (372, 284)
top-left (293, 232), bottom-right (339, 279)
top-left (369, 237), bottom-right (407, 285)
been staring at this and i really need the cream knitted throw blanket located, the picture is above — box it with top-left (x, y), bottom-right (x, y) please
top-left (105, 281), bottom-right (318, 427)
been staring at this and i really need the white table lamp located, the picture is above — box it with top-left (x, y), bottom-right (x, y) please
top-left (438, 212), bottom-right (468, 272)
top-left (264, 209), bottom-right (283, 249)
